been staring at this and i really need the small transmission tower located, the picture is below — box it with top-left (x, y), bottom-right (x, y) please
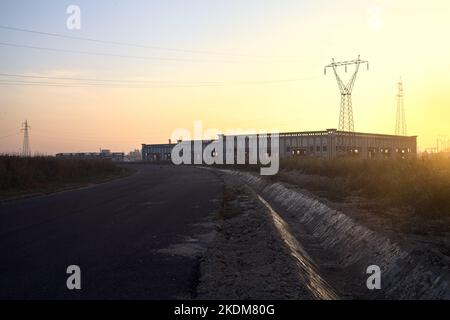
top-left (395, 79), bottom-right (407, 135)
top-left (437, 135), bottom-right (449, 153)
top-left (324, 55), bottom-right (369, 132)
top-left (21, 120), bottom-right (31, 157)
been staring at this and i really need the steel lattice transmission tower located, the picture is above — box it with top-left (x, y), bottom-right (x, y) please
top-left (437, 135), bottom-right (449, 152)
top-left (21, 120), bottom-right (31, 157)
top-left (324, 55), bottom-right (369, 132)
top-left (395, 79), bottom-right (407, 135)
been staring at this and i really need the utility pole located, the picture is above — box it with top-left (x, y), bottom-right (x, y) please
top-left (324, 55), bottom-right (369, 132)
top-left (21, 120), bottom-right (31, 157)
top-left (395, 78), bottom-right (407, 135)
top-left (437, 135), bottom-right (449, 153)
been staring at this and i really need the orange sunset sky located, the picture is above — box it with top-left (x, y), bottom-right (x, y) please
top-left (0, 0), bottom-right (449, 154)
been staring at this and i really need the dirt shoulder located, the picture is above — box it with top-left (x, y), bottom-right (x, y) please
top-left (196, 171), bottom-right (321, 299)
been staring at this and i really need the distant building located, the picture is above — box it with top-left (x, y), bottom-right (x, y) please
top-left (56, 149), bottom-right (125, 162)
top-left (141, 142), bottom-right (175, 162)
top-left (111, 152), bottom-right (125, 162)
top-left (100, 149), bottom-right (111, 157)
top-left (142, 129), bottom-right (417, 162)
top-left (127, 149), bottom-right (142, 162)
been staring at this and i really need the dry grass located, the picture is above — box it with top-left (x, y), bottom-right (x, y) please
top-left (0, 156), bottom-right (129, 198)
top-left (281, 157), bottom-right (450, 218)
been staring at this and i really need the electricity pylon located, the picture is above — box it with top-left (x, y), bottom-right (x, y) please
top-left (395, 79), bottom-right (407, 135)
top-left (21, 120), bottom-right (31, 157)
top-left (324, 55), bottom-right (369, 132)
top-left (437, 135), bottom-right (449, 152)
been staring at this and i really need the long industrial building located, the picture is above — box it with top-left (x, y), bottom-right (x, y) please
top-left (142, 129), bottom-right (417, 162)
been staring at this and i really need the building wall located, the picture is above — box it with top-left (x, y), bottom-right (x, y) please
top-left (142, 129), bottom-right (417, 162)
top-left (142, 140), bottom-right (214, 162)
top-left (279, 129), bottom-right (417, 159)
top-left (141, 143), bottom-right (173, 161)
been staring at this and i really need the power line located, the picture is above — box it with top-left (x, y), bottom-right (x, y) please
top-left (0, 82), bottom-right (88, 88)
top-left (0, 41), bottom-right (244, 63)
top-left (1, 127), bottom-right (143, 144)
top-left (0, 79), bottom-right (110, 86)
top-left (0, 80), bottom-right (99, 88)
top-left (32, 131), bottom-right (144, 144)
top-left (0, 72), bottom-right (218, 84)
top-left (0, 24), bottom-right (296, 59)
top-left (0, 77), bottom-right (317, 88)
top-left (0, 72), bottom-right (316, 85)
top-left (0, 41), bottom-right (301, 63)
top-left (0, 132), bottom-right (20, 140)
top-left (0, 79), bottom-right (141, 87)
top-left (0, 80), bottom-right (308, 88)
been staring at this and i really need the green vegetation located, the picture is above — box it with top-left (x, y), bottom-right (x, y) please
top-left (281, 157), bottom-right (450, 218)
top-left (0, 156), bottom-right (131, 199)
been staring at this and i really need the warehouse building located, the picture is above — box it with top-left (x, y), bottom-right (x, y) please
top-left (278, 129), bottom-right (416, 159)
top-left (142, 129), bottom-right (417, 162)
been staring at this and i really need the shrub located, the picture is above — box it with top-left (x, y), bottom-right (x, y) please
top-left (0, 156), bottom-right (123, 192)
top-left (280, 157), bottom-right (450, 218)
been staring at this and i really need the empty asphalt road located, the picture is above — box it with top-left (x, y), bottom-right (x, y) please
top-left (0, 165), bottom-right (223, 299)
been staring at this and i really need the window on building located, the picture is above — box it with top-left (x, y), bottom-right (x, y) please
top-left (323, 146), bottom-right (327, 152)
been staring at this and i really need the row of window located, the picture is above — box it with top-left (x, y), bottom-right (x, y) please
top-left (288, 146), bottom-right (328, 154)
top-left (288, 146), bottom-right (413, 155)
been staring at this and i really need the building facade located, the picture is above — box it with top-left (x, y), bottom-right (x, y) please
top-left (142, 129), bottom-right (417, 162)
top-left (141, 143), bottom-right (174, 161)
top-left (279, 129), bottom-right (416, 159)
